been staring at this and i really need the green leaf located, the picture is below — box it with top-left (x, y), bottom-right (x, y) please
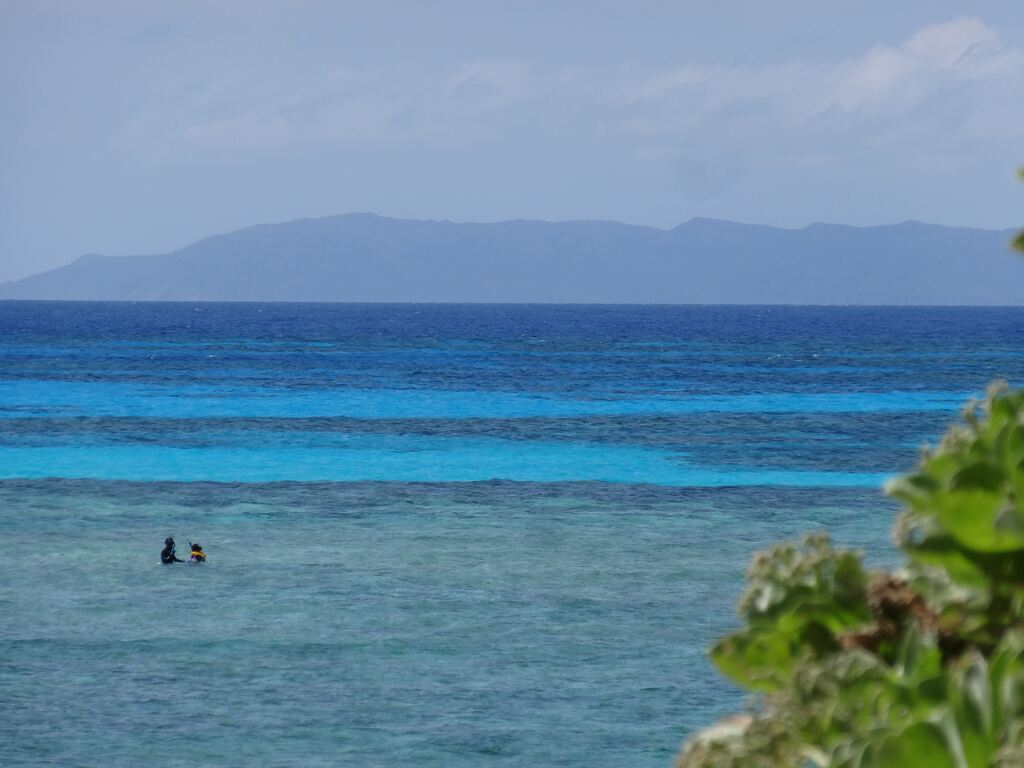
top-left (950, 655), bottom-right (995, 768)
top-left (895, 623), bottom-right (942, 681)
top-left (950, 461), bottom-right (1005, 492)
top-left (896, 519), bottom-right (992, 587)
top-left (933, 489), bottom-right (1024, 553)
top-left (710, 627), bottom-right (796, 693)
top-left (989, 633), bottom-right (1024, 734)
top-left (886, 474), bottom-right (939, 510)
top-left (872, 721), bottom-right (960, 768)
top-left (709, 621), bottom-right (841, 693)
top-left (739, 537), bottom-right (870, 631)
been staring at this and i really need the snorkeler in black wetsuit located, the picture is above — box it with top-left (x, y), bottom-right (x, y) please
top-left (160, 537), bottom-right (184, 564)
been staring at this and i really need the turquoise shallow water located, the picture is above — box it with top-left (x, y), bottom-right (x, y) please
top-left (0, 441), bottom-right (889, 485)
top-left (2, 302), bottom-right (1023, 766)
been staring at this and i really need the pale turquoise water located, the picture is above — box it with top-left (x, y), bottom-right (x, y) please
top-left (2, 303), bottom-right (1023, 767)
top-left (0, 442), bottom-right (889, 485)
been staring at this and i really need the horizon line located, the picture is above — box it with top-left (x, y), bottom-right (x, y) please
top-left (3, 299), bottom-right (1024, 309)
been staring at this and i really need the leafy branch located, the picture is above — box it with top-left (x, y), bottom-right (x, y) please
top-left (677, 174), bottom-right (1024, 767)
top-left (678, 387), bottom-right (1024, 767)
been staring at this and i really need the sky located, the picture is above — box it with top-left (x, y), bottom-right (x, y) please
top-left (1, 1), bottom-right (1022, 282)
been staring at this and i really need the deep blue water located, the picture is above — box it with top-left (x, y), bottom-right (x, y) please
top-left (2, 302), bottom-right (1023, 767)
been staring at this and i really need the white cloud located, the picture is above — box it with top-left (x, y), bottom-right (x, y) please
top-left (835, 17), bottom-right (1004, 111)
top-left (447, 60), bottom-right (530, 105)
top-left (835, 46), bottom-right (917, 110)
top-left (114, 14), bottom-right (1021, 189)
top-left (904, 17), bottom-right (996, 66)
top-left (616, 67), bottom-right (709, 104)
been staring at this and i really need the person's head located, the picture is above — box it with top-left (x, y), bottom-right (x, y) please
top-left (192, 543), bottom-right (202, 551)
top-left (165, 537), bottom-right (175, 548)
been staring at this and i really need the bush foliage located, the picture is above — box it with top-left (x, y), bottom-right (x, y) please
top-left (677, 383), bottom-right (1024, 768)
top-left (678, 211), bottom-right (1023, 767)
top-left (677, 186), bottom-right (1023, 767)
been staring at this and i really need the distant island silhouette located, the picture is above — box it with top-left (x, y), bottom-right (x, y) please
top-left (1, 214), bottom-right (1019, 304)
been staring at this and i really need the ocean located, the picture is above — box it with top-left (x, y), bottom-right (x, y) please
top-left (2, 302), bottom-right (1022, 767)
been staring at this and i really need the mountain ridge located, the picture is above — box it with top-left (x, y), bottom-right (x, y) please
top-left (2, 214), bottom-right (1020, 304)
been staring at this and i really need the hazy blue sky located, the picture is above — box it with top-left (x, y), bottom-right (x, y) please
top-left (1, 1), bottom-right (1022, 281)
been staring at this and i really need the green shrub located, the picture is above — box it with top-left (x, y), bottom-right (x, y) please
top-left (678, 184), bottom-right (1023, 767)
top-left (678, 384), bottom-right (1024, 768)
